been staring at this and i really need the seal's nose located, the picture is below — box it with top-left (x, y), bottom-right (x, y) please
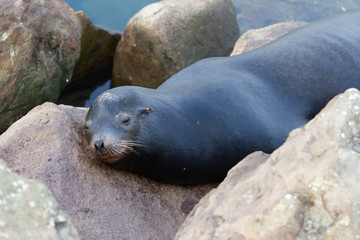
top-left (94, 139), bottom-right (105, 154)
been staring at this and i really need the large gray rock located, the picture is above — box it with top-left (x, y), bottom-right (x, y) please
top-left (112, 0), bottom-right (239, 88)
top-left (231, 21), bottom-right (307, 55)
top-left (175, 88), bottom-right (360, 239)
top-left (0, 157), bottom-right (79, 239)
top-left (0, 103), bottom-right (215, 240)
top-left (0, 0), bottom-right (81, 133)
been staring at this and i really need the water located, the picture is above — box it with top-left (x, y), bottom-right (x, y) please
top-left (64, 0), bottom-right (158, 31)
top-left (64, 0), bottom-right (360, 32)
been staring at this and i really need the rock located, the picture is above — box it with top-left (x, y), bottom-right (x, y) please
top-left (175, 88), bottom-right (360, 239)
top-left (231, 21), bottom-right (307, 55)
top-left (0, 0), bottom-right (81, 134)
top-left (0, 103), bottom-right (215, 240)
top-left (0, 157), bottom-right (79, 239)
top-left (112, 0), bottom-right (239, 88)
top-left (71, 11), bottom-right (121, 86)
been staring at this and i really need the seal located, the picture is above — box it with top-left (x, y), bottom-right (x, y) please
top-left (85, 12), bottom-right (360, 184)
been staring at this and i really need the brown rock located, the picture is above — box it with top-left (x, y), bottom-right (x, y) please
top-left (231, 21), bottom-right (307, 55)
top-left (112, 0), bottom-right (240, 88)
top-left (71, 11), bottom-right (121, 84)
top-left (175, 88), bottom-right (360, 239)
top-left (0, 0), bottom-right (81, 133)
top-left (0, 103), bottom-right (215, 240)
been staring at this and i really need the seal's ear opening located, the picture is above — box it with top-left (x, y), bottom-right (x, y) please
top-left (137, 108), bottom-right (153, 115)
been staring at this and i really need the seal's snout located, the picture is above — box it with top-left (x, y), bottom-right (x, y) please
top-left (94, 139), bottom-right (105, 154)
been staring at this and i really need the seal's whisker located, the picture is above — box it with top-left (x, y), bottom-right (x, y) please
top-left (126, 141), bottom-right (149, 149)
top-left (122, 145), bottom-right (140, 155)
top-left (107, 145), bottom-right (126, 158)
top-left (127, 140), bottom-right (146, 145)
top-left (119, 144), bottom-right (138, 155)
top-left (106, 146), bottom-right (116, 157)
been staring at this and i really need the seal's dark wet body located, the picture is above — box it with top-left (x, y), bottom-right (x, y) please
top-left (86, 12), bottom-right (360, 184)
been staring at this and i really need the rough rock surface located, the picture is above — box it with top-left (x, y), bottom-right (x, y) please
top-left (0, 157), bottom-right (79, 239)
top-left (231, 21), bottom-right (307, 55)
top-left (0, 103), bottom-right (215, 240)
top-left (0, 0), bottom-right (81, 134)
top-left (71, 11), bottom-right (121, 84)
top-left (112, 0), bottom-right (239, 88)
top-left (175, 88), bottom-right (360, 239)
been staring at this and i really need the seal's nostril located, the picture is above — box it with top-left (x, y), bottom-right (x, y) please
top-left (94, 139), bottom-right (105, 154)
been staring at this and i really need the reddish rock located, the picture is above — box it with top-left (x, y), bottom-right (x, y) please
top-left (0, 103), bottom-right (215, 240)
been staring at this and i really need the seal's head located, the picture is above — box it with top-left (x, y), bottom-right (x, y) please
top-left (85, 89), bottom-right (153, 164)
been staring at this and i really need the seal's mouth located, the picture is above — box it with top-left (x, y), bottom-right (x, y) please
top-left (96, 153), bottom-right (126, 163)
top-left (90, 140), bottom-right (143, 164)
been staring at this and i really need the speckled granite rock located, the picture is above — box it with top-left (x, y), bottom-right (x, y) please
top-left (176, 88), bottom-right (360, 239)
top-left (0, 158), bottom-right (79, 239)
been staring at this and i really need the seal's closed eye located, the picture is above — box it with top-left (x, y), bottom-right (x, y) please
top-left (121, 117), bottom-right (131, 125)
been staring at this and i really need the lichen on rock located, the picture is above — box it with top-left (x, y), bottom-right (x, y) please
top-left (0, 158), bottom-right (79, 239)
